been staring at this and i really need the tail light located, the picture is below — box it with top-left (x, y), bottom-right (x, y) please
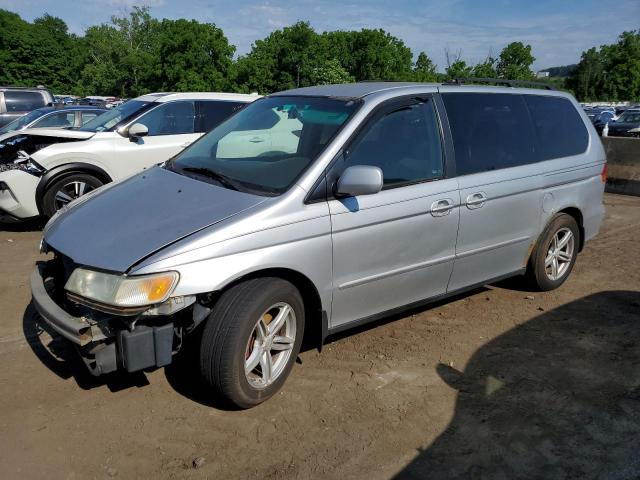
top-left (600, 164), bottom-right (608, 183)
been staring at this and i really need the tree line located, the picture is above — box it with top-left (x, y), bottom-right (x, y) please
top-left (0, 6), bottom-right (638, 101)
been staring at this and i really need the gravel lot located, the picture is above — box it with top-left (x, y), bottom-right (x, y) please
top-left (0, 193), bottom-right (639, 479)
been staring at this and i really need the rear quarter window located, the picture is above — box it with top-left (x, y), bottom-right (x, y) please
top-left (4, 91), bottom-right (46, 111)
top-left (524, 95), bottom-right (589, 160)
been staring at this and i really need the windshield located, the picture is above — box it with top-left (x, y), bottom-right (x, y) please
top-left (167, 96), bottom-right (360, 195)
top-left (618, 112), bottom-right (640, 123)
top-left (79, 100), bottom-right (149, 132)
top-left (0, 109), bottom-right (48, 134)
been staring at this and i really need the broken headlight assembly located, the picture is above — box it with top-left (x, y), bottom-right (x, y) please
top-left (0, 150), bottom-right (45, 176)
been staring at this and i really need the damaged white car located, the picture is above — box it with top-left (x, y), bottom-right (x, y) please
top-left (0, 92), bottom-right (259, 221)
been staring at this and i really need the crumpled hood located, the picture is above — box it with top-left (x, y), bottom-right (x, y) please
top-left (0, 128), bottom-right (95, 163)
top-left (44, 166), bottom-right (268, 272)
top-left (0, 128), bottom-right (96, 143)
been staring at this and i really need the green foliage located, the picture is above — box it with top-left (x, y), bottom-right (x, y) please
top-left (0, 9), bottom-right (82, 93)
top-left (413, 52), bottom-right (438, 82)
top-left (308, 59), bottom-right (354, 85)
top-left (156, 19), bottom-right (234, 91)
top-left (235, 23), bottom-right (413, 93)
top-left (567, 30), bottom-right (640, 101)
top-left (497, 42), bottom-right (535, 80)
top-left (471, 55), bottom-right (497, 78)
top-left (446, 60), bottom-right (472, 80)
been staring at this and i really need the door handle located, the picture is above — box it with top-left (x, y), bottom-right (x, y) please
top-left (249, 137), bottom-right (265, 143)
top-left (466, 192), bottom-right (488, 209)
top-left (430, 199), bottom-right (454, 217)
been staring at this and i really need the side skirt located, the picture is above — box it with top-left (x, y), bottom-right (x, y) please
top-left (324, 268), bottom-right (526, 338)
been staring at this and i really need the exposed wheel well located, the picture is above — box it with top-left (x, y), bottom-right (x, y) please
top-left (558, 207), bottom-right (585, 251)
top-left (221, 268), bottom-right (324, 351)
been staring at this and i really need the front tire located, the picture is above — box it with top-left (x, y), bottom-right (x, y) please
top-left (527, 213), bottom-right (580, 291)
top-left (199, 278), bottom-right (305, 408)
top-left (41, 173), bottom-right (103, 218)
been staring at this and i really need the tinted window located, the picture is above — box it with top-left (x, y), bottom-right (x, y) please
top-left (524, 95), bottom-right (588, 160)
top-left (33, 111), bottom-right (75, 128)
top-left (196, 101), bottom-right (244, 132)
top-left (81, 111), bottom-right (101, 125)
top-left (137, 101), bottom-right (196, 136)
top-left (343, 99), bottom-right (443, 187)
top-left (442, 93), bottom-right (537, 175)
top-left (4, 91), bottom-right (46, 111)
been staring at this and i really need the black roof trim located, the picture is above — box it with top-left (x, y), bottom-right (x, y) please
top-left (445, 78), bottom-right (557, 91)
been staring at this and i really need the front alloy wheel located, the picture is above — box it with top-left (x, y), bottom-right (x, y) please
top-left (41, 172), bottom-right (104, 218)
top-left (245, 303), bottom-right (297, 389)
top-left (199, 277), bottom-right (305, 408)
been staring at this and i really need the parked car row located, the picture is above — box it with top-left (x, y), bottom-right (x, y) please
top-left (21, 82), bottom-right (605, 408)
top-left (583, 105), bottom-right (640, 137)
top-left (0, 105), bottom-right (106, 136)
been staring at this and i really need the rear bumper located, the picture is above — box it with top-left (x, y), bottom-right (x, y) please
top-left (30, 262), bottom-right (175, 375)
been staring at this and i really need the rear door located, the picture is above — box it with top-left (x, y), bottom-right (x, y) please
top-left (328, 95), bottom-right (460, 327)
top-left (439, 89), bottom-right (544, 291)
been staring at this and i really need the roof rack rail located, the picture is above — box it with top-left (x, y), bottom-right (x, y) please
top-left (446, 77), bottom-right (556, 91)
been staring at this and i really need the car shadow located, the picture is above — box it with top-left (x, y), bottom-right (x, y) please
top-left (394, 290), bottom-right (640, 479)
top-left (0, 217), bottom-right (45, 232)
top-left (22, 302), bottom-right (149, 392)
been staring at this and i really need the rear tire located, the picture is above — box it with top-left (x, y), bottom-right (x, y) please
top-left (527, 213), bottom-right (580, 291)
top-left (199, 278), bottom-right (305, 409)
top-left (41, 172), bottom-right (103, 218)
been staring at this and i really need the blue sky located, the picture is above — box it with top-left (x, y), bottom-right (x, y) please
top-left (1, 0), bottom-right (638, 70)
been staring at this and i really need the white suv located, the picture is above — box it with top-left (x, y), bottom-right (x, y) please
top-left (0, 92), bottom-right (259, 220)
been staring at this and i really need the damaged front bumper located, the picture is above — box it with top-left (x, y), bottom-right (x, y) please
top-left (30, 262), bottom-right (208, 376)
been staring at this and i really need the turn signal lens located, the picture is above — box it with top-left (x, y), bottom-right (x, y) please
top-left (601, 164), bottom-right (608, 183)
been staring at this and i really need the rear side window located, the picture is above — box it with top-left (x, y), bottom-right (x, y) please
top-left (33, 111), bottom-right (75, 128)
top-left (442, 93), bottom-right (537, 175)
top-left (343, 99), bottom-right (443, 187)
top-left (196, 101), bottom-right (244, 133)
top-left (4, 91), bottom-right (46, 111)
top-left (524, 95), bottom-right (588, 160)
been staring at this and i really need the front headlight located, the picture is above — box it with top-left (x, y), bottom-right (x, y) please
top-left (65, 268), bottom-right (179, 308)
top-left (629, 127), bottom-right (640, 133)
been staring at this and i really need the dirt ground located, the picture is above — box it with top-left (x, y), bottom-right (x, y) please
top-left (0, 193), bottom-right (639, 480)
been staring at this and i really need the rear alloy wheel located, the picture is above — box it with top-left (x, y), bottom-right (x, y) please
top-left (199, 278), bottom-right (305, 408)
top-left (41, 173), bottom-right (103, 218)
top-left (527, 213), bottom-right (580, 291)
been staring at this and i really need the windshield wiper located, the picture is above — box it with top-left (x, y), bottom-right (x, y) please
top-left (181, 166), bottom-right (240, 191)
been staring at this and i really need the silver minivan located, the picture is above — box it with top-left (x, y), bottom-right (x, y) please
top-left (31, 82), bottom-right (606, 408)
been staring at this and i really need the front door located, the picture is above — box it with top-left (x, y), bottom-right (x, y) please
top-left (112, 101), bottom-right (202, 179)
top-left (329, 96), bottom-right (460, 328)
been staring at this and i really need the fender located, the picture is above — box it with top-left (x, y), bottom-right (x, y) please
top-left (35, 162), bottom-right (113, 213)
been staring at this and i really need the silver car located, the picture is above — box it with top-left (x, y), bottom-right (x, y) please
top-left (31, 82), bottom-right (606, 408)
